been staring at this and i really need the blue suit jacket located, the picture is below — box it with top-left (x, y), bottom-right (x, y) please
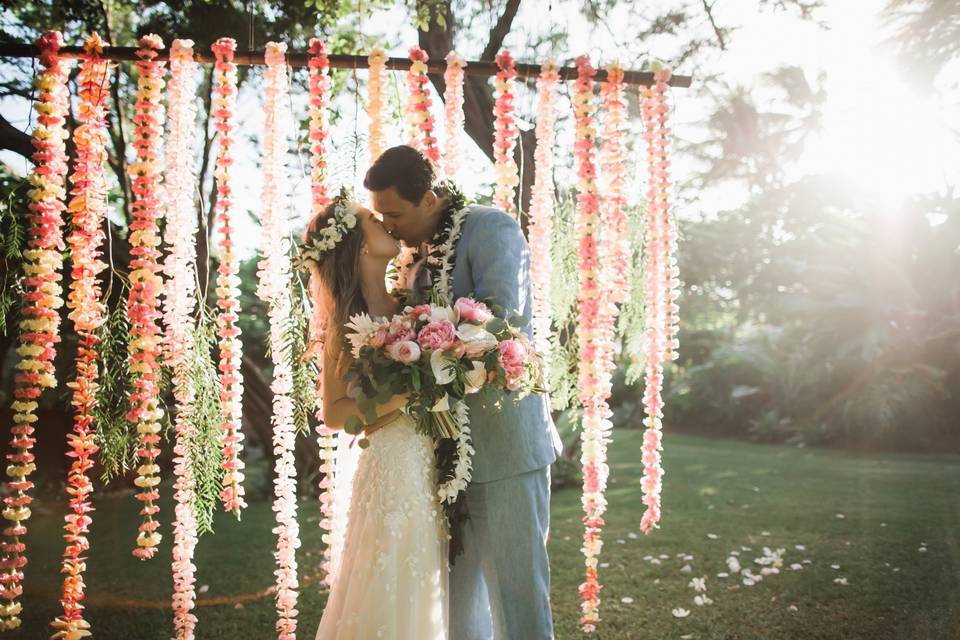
top-left (410, 205), bottom-right (562, 483)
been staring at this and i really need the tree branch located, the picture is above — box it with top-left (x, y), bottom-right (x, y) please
top-left (0, 113), bottom-right (33, 159)
top-left (701, 0), bottom-right (727, 50)
top-left (480, 0), bottom-right (522, 61)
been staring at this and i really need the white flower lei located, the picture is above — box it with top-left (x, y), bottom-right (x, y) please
top-left (425, 196), bottom-right (475, 506)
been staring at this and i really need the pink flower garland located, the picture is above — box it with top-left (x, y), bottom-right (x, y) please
top-left (638, 67), bottom-right (678, 536)
top-left (211, 37), bottom-right (247, 518)
top-left (493, 49), bottom-right (520, 215)
top-left (367, 46), bottom-right (388, 164)
top-left (163, 38), bottom-right (201, 640)
top-left (0, 30), bottom-right (70, 633)
top-left (125, 34), bottom-right (166, 563)
top-left (528, 59), bottom-right (559, 356)
top-left (405, 46), bottom-right (440, 165)
top-left (308, 38), bottom-right (332, 212)
top-left (260, 42), bottom-right (301, 640)
top-left (309, 38), bottom-right (337, 587)
top-left (50, 33), bottom-right (112, 640)
top-left (442, 50), bottom-right (466, 179)
top-left (572, 55), bottom-right (613, 633)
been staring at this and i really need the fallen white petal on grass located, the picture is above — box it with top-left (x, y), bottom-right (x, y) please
top-left (617, 539), bottom-right (626, 544)
top-left (790, 563), bottom-right (803, 570)
top-left (199, 584), bottom-right (209, 594)
top-left (795, 544), bottom-right (806, 551)
top-left (836, 513), bottom-right (845, 519)
top-left (694, 594), bottom-right (714, 606)
top-left (760, 531), bottom-right (771, 537)
top-left (600, 562), bottom-right (610, 568)
top-left (680, 564), bottom-right (693, 573)
top-left (672, 608), bottom-right (691, 618)
top-left (707, 533), bottom-right (719, 540)
top-left (918, 547), bottom-right (928, 553)
top-left (621, 597), bottom-right (634, 604)
top-left (788, 605), bottom-right (799, 612)
top-left (831, 564), bottom-right (840, 570)
top-left (834, 577), bottom-right (849, 585)
top-left (688, 577), bottom-right (707, 592)
top-left (716, 572), bottom-right (729, 578)
top-left (628, 532), bottom-right (638, 539)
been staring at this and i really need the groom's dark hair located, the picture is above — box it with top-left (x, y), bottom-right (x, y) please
top-left (364, 145), bottom-right (435, 204)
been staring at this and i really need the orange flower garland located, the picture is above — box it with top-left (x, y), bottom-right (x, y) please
top-left (638, 66), bottom-right (677, 536)
top-left (0, 30), bottom-right (70, 633)
top-left (442, 50), bottom-right (466, 179)
top-left (528, 59), bottom-right (559, 357)
top-left (493, 49), bottom-right (520, 215)
top-left (572, 55), bottom-right (613, 633)
top-left (49, 32), bottom-right (113, 639)
top-left (126, 33), bottom-right (167, 562)
top-left (163, 38), bottom-right (201, 639)
top-left (308, 38), bottom-right (332, 211)
top-left (211, 37), bottom-right (247, 518)
top-left (367, 46), bottom-right (388, 164)
top-left (405, 46), bottom-right (440, 165)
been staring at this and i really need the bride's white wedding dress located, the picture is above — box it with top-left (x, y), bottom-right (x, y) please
top-left (315, 412), bottom-right (449, 640)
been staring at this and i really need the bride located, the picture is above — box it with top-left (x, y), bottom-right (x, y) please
top-left (305, 192), bottom-right (448, 639)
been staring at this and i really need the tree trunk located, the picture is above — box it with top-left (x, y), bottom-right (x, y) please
top-left (418, 0), bottom-right (538, 225)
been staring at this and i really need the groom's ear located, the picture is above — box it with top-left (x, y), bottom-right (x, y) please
top-left (420, 189), bottom-right (438, 212)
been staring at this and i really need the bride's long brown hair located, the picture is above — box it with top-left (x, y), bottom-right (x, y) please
top-left (304, 202), bottom-right (368, 363)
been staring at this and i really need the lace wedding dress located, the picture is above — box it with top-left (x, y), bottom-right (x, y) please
top-left (315, 412), bottom-right (449, 639)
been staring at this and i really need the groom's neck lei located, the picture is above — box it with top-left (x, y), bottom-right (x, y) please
top-left (419, 180), bottom-right (471, 304)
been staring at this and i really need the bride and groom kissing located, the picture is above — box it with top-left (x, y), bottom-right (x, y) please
top-left (306, 144), bottom-right (563, 639)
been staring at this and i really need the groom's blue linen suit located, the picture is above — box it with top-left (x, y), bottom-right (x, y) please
top-left (410, 204), bottom-right (563, 640)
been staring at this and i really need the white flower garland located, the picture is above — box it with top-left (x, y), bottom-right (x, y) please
top-left (164, 38), bottom-right (201, 640)
top-left (260, 42), bottom-right (300, 639)
top-left (426, 200), bottom-right (474, 505)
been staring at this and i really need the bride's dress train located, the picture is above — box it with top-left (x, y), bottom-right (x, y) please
top-left (315, 412), bottom-right (449, 639)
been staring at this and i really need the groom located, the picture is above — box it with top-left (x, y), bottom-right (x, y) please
top-left (365, 145), bottom-right (562, 640)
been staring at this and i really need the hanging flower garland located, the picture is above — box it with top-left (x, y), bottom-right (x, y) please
top-left (442, 50), bottom-right (466, 179)
top-left (210, 37), bottom-right (247, 518)
top-left (123, 34), bottom-right (167, 564)
top-left (49, 33), bottom-right (112, 639)
top-left (405, 46), bottom-right (440, 165)
top-left (528, 59), bottom-right (559, 357)
top-left (308, 38), bottom-right (332, 212)
top-left (493, 49), bottom-right (519, 215)
top-left (637, 66), bottom-right (677, 536)
top-left (0, 30), bottom-right (70, 634)
top-left (572, 54), bottom-right (614, 634)
top-left (163, 38), bottom-right (201, 640)
top-left (260, 42), bottom-right (300, 640)
top-left (596, 62), bottom-right (628, 377)
top-left (367, 46), bottom-right (387, 164)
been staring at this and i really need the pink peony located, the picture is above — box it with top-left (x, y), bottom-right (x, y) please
top-left (385, 327), bottom-right (415, 346)
top-left (385, 340), bottom-right (421, 364)
top-left (454, 297), bottom-right (493, 323)
top-left (497, 338), bottom-right (526, 371)
top-left (417, 320), bottom-right (457, 351)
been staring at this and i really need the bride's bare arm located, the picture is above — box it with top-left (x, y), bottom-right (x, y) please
top-left (321, 335), bottom-right (407, 431)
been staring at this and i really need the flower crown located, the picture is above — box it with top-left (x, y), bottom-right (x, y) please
top-left (294, 187), bottom-right (361, 271)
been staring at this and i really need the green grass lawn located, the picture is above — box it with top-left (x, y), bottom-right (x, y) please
top-left (10, 430), bottom-right (960, 639)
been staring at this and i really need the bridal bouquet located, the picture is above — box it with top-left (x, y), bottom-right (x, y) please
top-left (342, 296), bottom-right (544, 442)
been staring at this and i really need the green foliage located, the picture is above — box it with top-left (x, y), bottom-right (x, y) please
top-left (184, 307), bottom-right (226, 536)
top-left (544, 195), bottom-right (581, 412)
top-left (0, 169), bottom-right (29, 336)
top-left (289, 274), bottom-right (321, 436)
top-left (93, 298), bottom-right (139, 483)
